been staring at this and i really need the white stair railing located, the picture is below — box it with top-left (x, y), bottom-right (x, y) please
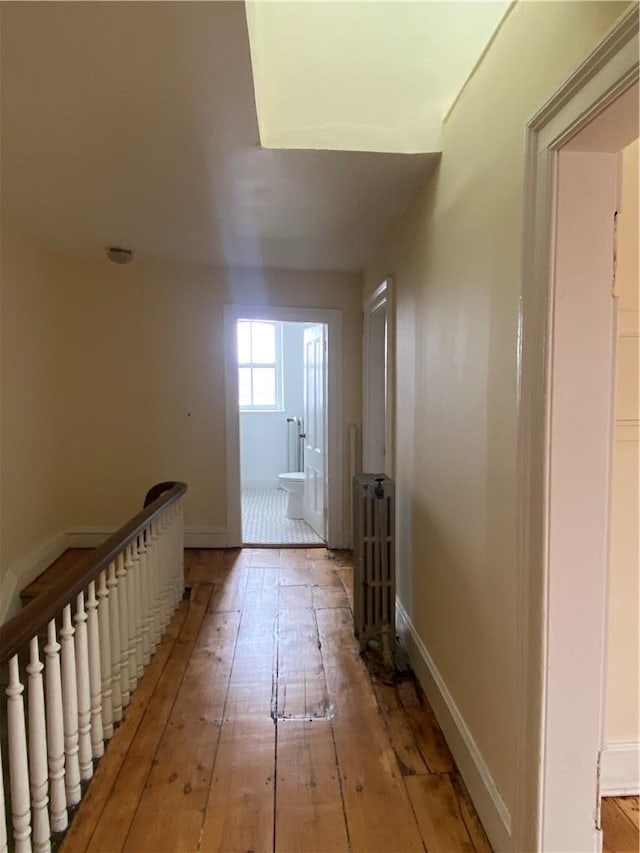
top-left (0, 482), bottom-right (187, 852)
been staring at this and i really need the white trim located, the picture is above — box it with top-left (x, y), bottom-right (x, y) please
top-left (362, 277), bottom-right (395, 478)
top-left (184, 527), bottom-right (229, 548)
top-left (224, 304), bottom-right (345, 549)
top-left (0, 531), bottom-right (68, 623)
top-left (600, 742), bottom-right (640, 796)
top-left (65, 527), bottom-right (117, 548)
top-left (516, 7), bottom-right (639, 852)
top-left (396, 599), bottom-right (511, 852)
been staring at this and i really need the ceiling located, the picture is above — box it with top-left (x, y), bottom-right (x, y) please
top-left (0, 2), bottom-right (504, 272)
top-left (247, 0), bottom-right (511, 154)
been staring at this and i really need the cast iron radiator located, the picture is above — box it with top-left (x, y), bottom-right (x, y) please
top-left (353, 473), bottom-right (396, 655)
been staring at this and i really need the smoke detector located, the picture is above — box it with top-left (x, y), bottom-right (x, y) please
top-left (106, 247), bottom-right (134, 265)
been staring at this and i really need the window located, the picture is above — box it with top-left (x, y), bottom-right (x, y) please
top-left (237, 320), bottom-right (282, 410)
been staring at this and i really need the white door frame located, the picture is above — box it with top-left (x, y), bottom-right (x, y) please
top-left (515, 8), bottom-right (639, 852)
top-left (223, 304), bottom-right (343, 548)
top-left (363, 277), bottom-right (394, 476)
top-left (302, 322), bottom-right (328, 539)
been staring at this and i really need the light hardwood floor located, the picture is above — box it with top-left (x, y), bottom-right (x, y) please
top-left (602, 796), bottom-right (639, 853)
top-left (60, 548), bottom-right (491, 853)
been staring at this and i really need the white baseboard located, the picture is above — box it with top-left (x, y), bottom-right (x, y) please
top-left (601, 742), bottom-right (640, 795)
top-left (66, 527), bottom-right (117, 548)
top-left (0, 531), bottom-right (69, 623)
top-left (396, 598), bottom-right (512, 852)
top-left (184, 527), bottom-right (229, 548)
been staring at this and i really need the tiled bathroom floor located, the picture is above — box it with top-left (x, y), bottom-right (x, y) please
top-left (241, 488), bottom-right (324, 545)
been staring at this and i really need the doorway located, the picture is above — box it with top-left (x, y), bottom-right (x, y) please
top-left (516, 15), bottom-right (638, 851)
top-left (224, 305), bottom-right (344, 548)
top-left (236, 317), bottom-right (325, 545)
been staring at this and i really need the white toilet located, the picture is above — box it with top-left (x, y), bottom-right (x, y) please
top-left (278, 472), bottom-right (305, 519)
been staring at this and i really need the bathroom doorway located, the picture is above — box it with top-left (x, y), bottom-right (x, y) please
top-left (224, 306), bottom-right (343, 548)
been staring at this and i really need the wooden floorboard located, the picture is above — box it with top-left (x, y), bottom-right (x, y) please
top-left (405, 774), bottom-right (475, 853)
top-left (199, 566), bottom-right (278, 853)
top-left (124, 609), bottom-right (240, 852)
top-left (602, 796), bottom-right (640, 853)
top-left (275, 721), bottom-right (349, 853)
top-left (20, 547), bottom-right (93, 606)
top-left (66, 584), bottom-right (214, 853)
top-left (316, 606), bottom-right (425, 853)
top-left (614, 795), bottom-right (639, 830)
top-left (63, 548), bottom-right (493, 853)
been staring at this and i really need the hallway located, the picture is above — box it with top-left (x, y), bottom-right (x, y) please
top-left (60, 548), bottom-right (491, 853)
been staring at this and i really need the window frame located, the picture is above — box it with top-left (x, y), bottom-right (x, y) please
top-left (237, 319), bottom-right (284, 412)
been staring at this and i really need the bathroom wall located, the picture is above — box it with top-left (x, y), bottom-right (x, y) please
top-left (240, 321), bottom-right (305, 489)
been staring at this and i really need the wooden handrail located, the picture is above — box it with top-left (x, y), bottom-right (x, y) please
top-left (0, 481), bottom-right (187, 665)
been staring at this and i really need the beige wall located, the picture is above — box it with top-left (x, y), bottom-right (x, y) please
top-left (1, 232), bottom-right (361, 617)
top-left (364, 0), bottom-right (629, 826)
top-left (607, 138), bottom-right (639, 744)
top-left (0, 231), bottom-right (69, 608)
top-left (50, 256), bottom-right (362, 535)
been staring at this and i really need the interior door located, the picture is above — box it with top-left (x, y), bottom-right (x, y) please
top-left (303, 324), bottom-right (327, 539)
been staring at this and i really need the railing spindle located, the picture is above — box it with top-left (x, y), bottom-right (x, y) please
top-left (159, 513), bottom-right (170, 632)
top-left (74, 593), bottom-right (93, 781)
top-left (86, 582), bottom-right (104, 759)
top-left (116, 553), bottom-right (130, 709)
top-left (27, 638), bottom-right (51, 853)
top-left (97, 570), bottom-right (113, 740)
top-left (106, 563), bottom-right (122, 724)
top-left (125, 543), bottom-right (138, 696)
top-left (44, 620), bottom-right (67, 832)
top-left (149, 521), bottom-right (162, 647)
top-left (178, 499), bottom-right (185, 596)
top-left (144, 526), bottom-right (157, 653)
top-left (132, 540), bottom-right (144, 680)
top-left (7, 655), bottom-right (31, 852)
top-left (169, 506), bottom-right (179, 610)
top-left (0, 737), bottom-right (8, 853)
top-left (138, 533), bottom-right (151, 666)
top-left (0, 481), bottom-right (187, 850)
top-left (60, 605), bottom-right (81, 806)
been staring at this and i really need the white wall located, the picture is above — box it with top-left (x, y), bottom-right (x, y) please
top-left (363, 2), bottom-right (629, 848)
top-left (606, 138), bottom-right (639, 747)
top-left (240, 321), bottom-right (305, 488)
